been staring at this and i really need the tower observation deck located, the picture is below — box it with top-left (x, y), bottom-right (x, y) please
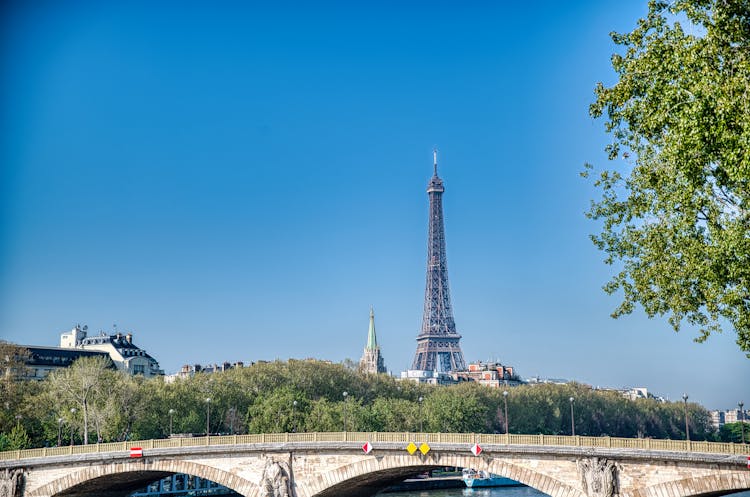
top-left (411, 151), bottom-right (467, 373)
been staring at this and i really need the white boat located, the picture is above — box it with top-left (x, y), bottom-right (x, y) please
top-left (462, 468), bottom-right (521, 488)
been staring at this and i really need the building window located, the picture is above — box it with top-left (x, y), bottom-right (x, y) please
top-left (133, 364), bottom-right (145, 375)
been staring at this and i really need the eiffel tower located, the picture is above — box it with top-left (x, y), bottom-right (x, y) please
top-left (411, 151), bottom-right (467, 372)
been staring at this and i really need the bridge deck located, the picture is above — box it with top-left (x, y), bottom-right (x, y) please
top-left (1, 432), bottom-right (746, 462)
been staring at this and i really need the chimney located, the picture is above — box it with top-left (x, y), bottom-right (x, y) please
top-left (125, 333), bottom-right (133, 344)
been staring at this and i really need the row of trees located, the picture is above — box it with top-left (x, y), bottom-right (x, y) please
top-left (2, 351), bottom-right (742, 451)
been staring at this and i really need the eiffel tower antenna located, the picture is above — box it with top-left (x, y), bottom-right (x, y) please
top-left (411, 151), bottom-right (466, 373)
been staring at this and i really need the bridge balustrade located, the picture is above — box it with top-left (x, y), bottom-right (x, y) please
top-left (1, 432), bottom-right (747, 461)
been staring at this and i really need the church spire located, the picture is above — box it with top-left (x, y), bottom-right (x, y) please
top-left (359, 307), bottom-right (386, 374)
top-left (366, 306), bottom-right (378, 349)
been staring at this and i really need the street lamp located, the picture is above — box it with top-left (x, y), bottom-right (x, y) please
top-left (70, 408), bottom-right (77, 446)
top-left (739, 401), bottom-right (745, 444)
top-left (682, 393), bottom-right (690, 441)
top-left (168, 409), bottom-right (175, 437)
top-left (569, 397), bottom-right (575, 437)
top-left (418, 396), bottom-right (424, 432)
top-left (342, 391), bottom-right (348, 432)
top-left (503, 391), bottom-right (509, 435)
top-left (205, 398), bottom-right (211, 436)
top-left (292, 401), bottom-right (298, 433)
top-left (57, 417), bottom-right (64, 446)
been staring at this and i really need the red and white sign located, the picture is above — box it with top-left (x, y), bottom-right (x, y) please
top-left (362, 442), bottom-right (373, 454)
top-left (130, 447), bottom-right (143, 458)
top-left (471, 443), bottom-right (482, 456)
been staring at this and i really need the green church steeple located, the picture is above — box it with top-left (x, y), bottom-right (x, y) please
top-left (359, 307), bottom-right (386, 374)
top-left (366, 306), bottom-right (378, 350)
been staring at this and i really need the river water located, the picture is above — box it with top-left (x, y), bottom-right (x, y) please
top-left (382, 486), bottom-right (547, 497)
top-left (381, 486), bottom-right (750, 497)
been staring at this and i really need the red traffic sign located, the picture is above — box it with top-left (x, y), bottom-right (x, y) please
top-left (130, 447), bottom-right (143, 458)
top-left (471, 443), bottom-right (482, 456)
top-left (362, 442), bottom-right (373, 454)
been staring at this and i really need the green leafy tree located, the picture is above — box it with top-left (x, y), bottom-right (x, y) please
top-left (45, 355), bottom-right (114, 444)
top-left (424, 384), bottom-right (492, 433)
top-left (0, 358), bottom-right (723, 450)
top-left (304, 398), bottom-right (343, 432)
top-left (6, 422), bottom-right (32, 450)
top-left (367, 398), bottom-right (420, 432)
top-left (717, 421), bottom-right (748, 443)
top-left (94, 373), bottom-right (146, 442)
top-left (586, 0), bottom-right (750, 355)
top-left (0, 341), bottom-right (31, 435)
top-left (246, 387), bottom-right (303, 433)
top-left (506, 384), bottom-right (566, 435)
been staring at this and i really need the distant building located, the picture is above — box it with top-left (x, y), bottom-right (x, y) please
top-left (21, 346), bottom-right (113, 380)
top-left (165, 361), bottom-right (246, 382)
top-left (400, 368), bottom-right (456, 385)
top-left (525, 376), bottom-right (569, 385)
top-left (454, 361), bottom-right (523, 387)
top-left (620, 387), bottom-right (647, 400)
top-left (400, 361), bottom-right (524, 387)
top-left (710, 410), bottom-right (726, 430)
top-left (709, 408), bottom-right (748, 430)
top-left (588, 386), bottom-right (664, 402)
top-left (60, 324), bottom-right (163, 377)
top-left (723, 408), bottom-right (748, 424)
top-left (359, 308), bottom-right (386, 374)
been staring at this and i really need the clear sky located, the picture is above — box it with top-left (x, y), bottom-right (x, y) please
top-left (1, 1), bottom-right (747, 410)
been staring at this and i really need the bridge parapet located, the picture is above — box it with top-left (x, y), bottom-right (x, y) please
top-left (1, 432), bottom-right (747, 462)
top-left (0, 436), bottom-right (748, 497)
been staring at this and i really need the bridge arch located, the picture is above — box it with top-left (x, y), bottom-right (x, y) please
top-left (307, 453), bottom-right (580, 497)
top-left (27, 458), bottom-right (257, 497)
top-left (632, 472), bottom-right (750, 497)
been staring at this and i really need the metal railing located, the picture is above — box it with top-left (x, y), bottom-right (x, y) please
top-left (1, 432), bottom-right (747, 461)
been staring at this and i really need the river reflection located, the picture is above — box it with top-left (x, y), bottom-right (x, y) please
top-left (380, 485), bottom-right (549, 497)
top-left (380, 487), bottom-right (750, 497)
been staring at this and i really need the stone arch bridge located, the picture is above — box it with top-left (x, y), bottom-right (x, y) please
top-left (1, 432), bottom-right (748, 497)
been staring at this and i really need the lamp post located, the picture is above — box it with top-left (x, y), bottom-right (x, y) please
top-left (342, 391), bottom-right (348, 432)
top-left (503, 391), bottom-right (509, 435)
top-left (292, 401), bottom-right (298, 433)
top-left (168, 409), bottom-right (175, 437)
top-left (205, 398), bottom-right (211, 436)
top-left (569, 397), bottom-right (575, 437)
top-left (739, 401), bottom-right (745, 444)
top-left (70, 408), bottom-right (77, 446)
top-left (682, 393), bottom-right (690, 441)
top-left (418, 396), bottom-right (424, 432)
top-left (57, 417), bottom-right (64, 446)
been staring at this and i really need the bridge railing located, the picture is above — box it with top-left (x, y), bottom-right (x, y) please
top-left (0, 432), bottom-right (746, 461)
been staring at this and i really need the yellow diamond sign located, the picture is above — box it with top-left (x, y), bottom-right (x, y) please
top-left (419, 443), bottom-right (430, 455)
top-left (406, 442), bottom-right (418, 455)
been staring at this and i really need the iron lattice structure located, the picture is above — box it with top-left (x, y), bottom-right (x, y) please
top-left (411, 153), bottom-right (467, 372)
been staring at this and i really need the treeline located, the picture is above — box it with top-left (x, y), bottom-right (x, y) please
top-left (0, 354), bottom-right (735, 451)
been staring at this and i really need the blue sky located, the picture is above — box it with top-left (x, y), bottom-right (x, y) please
top-left (1, 1), bottom-right (747, 410)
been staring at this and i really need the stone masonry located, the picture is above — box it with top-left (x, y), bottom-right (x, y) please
top-left (1, 442), bottom-right (748, 497)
